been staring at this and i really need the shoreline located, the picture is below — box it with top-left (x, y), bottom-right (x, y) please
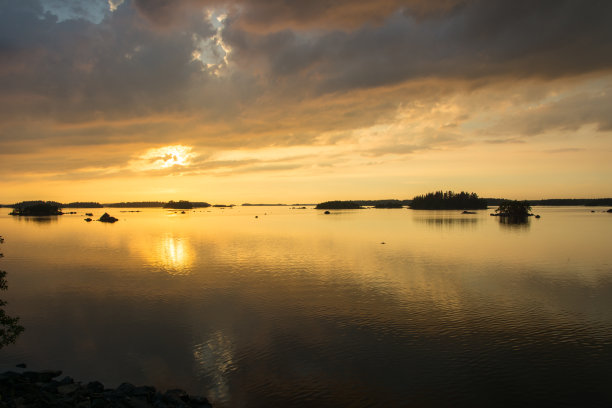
top-left (0, 369), bottom-right (212, 407)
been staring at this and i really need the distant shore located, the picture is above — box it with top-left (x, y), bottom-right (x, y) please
top-left (2, 198), bottom-right (612, 209)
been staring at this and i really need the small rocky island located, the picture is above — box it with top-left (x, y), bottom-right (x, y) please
top-left (410, 191), bottom-right (488, 210)
top-left (164, 200), bottom-right (194, 210)
top-left (315, 201), bottom-right (363, 210)
top-left (491, 200), bottom-right (533, 223)
top-left (9, 202), bottom-right (63, 216)
top-left (98, 213), bottom-right (119, 223)
top-left (0, 370), bottom-right (212, 407)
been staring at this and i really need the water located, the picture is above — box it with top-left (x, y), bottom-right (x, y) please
top-left (1, 206), bottom-right (611, 407)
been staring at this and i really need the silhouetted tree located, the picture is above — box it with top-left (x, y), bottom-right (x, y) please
top-left (164, 200), bottom-right (194, 209)
top-left (410, 191), bottom-right (488, 210)
top-left (0, 236), bottom-right (24, 348)
top-left (495, 200), bottom-right (532, 223)
top-left (10, 201), bottom-right (63, 216)
top-left (315, 201), bottom-right (363, 209)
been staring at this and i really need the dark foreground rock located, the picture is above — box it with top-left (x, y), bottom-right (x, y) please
top-left (99, 213), bottom-right (119, 223)
top-left (0, 370), bottom-right (212, 408)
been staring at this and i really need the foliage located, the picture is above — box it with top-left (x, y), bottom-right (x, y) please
top-left (0, 236), bottom-right (25, 348)
top-left (315, 201), bottom-right (363, 210)
top-left (10, 201), bottom-right (63, 216)
top-left (410, 191), bottom-right (488, 210)
top-left (105, 202), bottom-right (166, 208)
top-left (373, 200), bottom-right (404, 209)
top-left (63, 202), bottom-right (103, 208)
top-left (495, 200), bottom-right (532, 223)
top-left (164, 200), bottom-right (194, 209)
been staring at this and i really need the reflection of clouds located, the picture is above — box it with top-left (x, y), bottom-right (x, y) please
top-left (193, 330), bottom-right (235, 402)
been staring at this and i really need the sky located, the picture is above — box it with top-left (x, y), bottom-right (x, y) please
top-left (1, 0), bottom-right (611, 203)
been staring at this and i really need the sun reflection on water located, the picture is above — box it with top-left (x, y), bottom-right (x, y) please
top-left (153, 234), bottom-right (194, 276)
top-left (193, 331), bottom-right (235, 402)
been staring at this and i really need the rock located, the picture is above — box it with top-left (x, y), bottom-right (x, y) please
top-left (324, 210), bottom-right (330, 214)
top-left (99, 213), bottom-right (119, 223)
top-left (189, 395), bottom-right (213, 408)
top-left (461, 210), bottom-right (476, 214)
top-left (535, 214), bottom-right (541, 218)
top-left (86, 381), bottom-right (105, 393)
top-left (86, 213), bottom-right (94, 216)
top-left (124, 397), bottom-right (154, 408)
top-left (0, 371), bottom-right (211, 408)
top-left (22, 370), bottom-right (62, 383)
top-left (133, 385), bottom-right (156, 399)
top-left (76, 400), bottom-right (92, 408)
top-left (85, 218), bottom-right (93, 222)
top-left (57, 383), bottom-right (80, 395)
top-left (59, 376), bottom-right (75, 385)
top-left (607, 209), bottom-right (612, 213)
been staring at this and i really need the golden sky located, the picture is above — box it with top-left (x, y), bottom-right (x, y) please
top-left (1, 0), bottom-right (611, 203)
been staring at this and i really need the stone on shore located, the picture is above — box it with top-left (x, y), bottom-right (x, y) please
top-left (0, 370), bottom-right (212, 408)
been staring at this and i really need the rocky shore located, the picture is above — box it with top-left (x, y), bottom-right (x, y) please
top-left (0, 370), bottom-right (212, 408)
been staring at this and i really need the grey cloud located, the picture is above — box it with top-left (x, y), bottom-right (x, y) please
top-left (483, 138), bottom-right (526, 145)
top-left (487, 84), bottom-right (612, 137)
top-left (1, 0), bottom-right (611, 163)
top-left (543, 148), bottom-right (586, 154)
top-left (132, 0), bottom-right (468, 31)
top-left (223, 0), bottom-right (612, 94)
top-left (0, 0), bottom-right (217, 123)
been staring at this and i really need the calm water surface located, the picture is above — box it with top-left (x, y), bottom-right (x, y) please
top-left (1, 206), bottom-right (611, 407)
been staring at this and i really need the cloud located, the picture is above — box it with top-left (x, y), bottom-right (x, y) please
top-left (1, 0), bottom-right (611, 195)
top-left (222, 0), bottom-right (612, 95)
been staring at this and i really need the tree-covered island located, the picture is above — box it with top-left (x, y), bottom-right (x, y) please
top-left (9, 201), bottom-right (63, 216)
top-left (164, 200), bottom-right (194, 209)
top-left (315, 201), bottom-right (363, 210)
top-left (493, 200), bottom-right (533, 223)
top-left (410, 191), bottom-right (488, 210)
top-left (373, 200), bottom-right (405, 208)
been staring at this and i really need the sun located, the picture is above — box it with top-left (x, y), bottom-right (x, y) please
top-left (132, 145), bottom-right (197, 171)
top-left (158, 146), bottom-right (191, 168)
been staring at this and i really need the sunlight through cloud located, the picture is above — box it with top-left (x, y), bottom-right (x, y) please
top-left (130, 145), bottom-right (197, 172)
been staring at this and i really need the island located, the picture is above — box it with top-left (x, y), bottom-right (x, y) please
top-left (9, 201), bottom-right (63, 216)
top-left (98, 213), bottom-right (119, 223)
top-left (164, 200), bottom-right (194, 210)
top-left (62, 202), bottom-right (103, 208)
top-left (409, 191), bottom-right (488, 210)
top-left (104, 202), bottom-right (166, 208)
top-left (373, 200), bottom-right (404, 209)
top-left (315, 201), bottom-right (363, 210)
top-left (491, 200), bottom-right (532, 223)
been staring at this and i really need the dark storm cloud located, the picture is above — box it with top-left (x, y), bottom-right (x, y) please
top-left (0, 0), bottom-right (216, 123)
top-left (222, 0), bottom-right (612, 93)
top-left (2, 0), bottom-right (611, 119)
top-left (1, 0), bottom-right (611, 156)
top-left (131, 0), bottom-right (467, 30)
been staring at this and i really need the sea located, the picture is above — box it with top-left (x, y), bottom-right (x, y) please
top-left (1, 206), bottom-right (611, 407)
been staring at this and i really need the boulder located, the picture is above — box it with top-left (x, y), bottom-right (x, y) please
top-left (99, 213), bottom-right (118, 223)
